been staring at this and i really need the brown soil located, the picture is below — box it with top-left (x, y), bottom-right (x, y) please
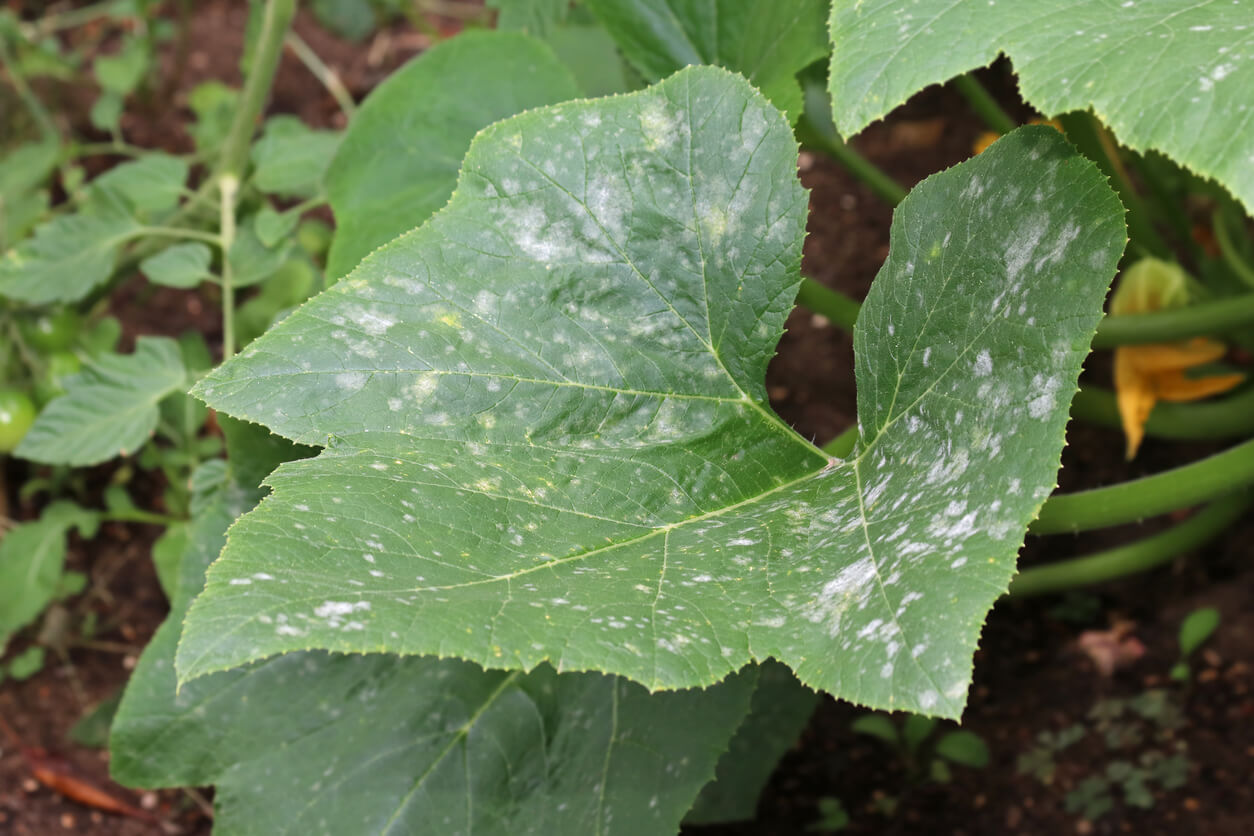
top-left (2, 7), bottom-right (1251, 836)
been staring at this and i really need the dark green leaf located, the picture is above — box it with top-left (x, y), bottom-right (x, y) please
top-left (687, 661), bottom-right (818, 824)
top-left (324, 30), bottom-right (579, 279)
top-left (584, 0), bottom-right (829, 120)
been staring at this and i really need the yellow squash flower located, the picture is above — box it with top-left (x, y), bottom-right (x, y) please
top-left (1110, 259), bottom-right (1244, 459)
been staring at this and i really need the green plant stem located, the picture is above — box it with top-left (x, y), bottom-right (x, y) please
top-left (1030, 437), bottom-right (1254, 534)
top-left (138, 226), bottom-right (223, 247)
top-left (1008, 492), bottom-right (1250, 597)
top-left (796, 113), bottom-right (907, 207)
top-left (1089, 291), bottom-right (1254, 347)
top-left (821, 425), bottom-right (859, 458)
top-left (0, 36), bottom-right (58, 140)
top-left (285, 31), bottom-right (357, 118)
top-left (216, 0), bottom-right (296, 181)
top-left (1213, 209), bottom-right (1254, 290)
top-left (17, 0), bottom-right (125, 38)
top-left (952, 74), bottom-right (1016, 135)
top-left (1055, 111), bottom-right (1170, 260)
top-left (1071, 383), bottom-right (1254, 440)
top-left (794, 274), bottom-right (1254, 348)
top-left (219, 175), bottom-right (239, 360)
top-left (796, 278), bottom-right (861, 332)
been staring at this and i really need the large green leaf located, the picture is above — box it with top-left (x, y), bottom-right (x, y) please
top-left (323, 30), bottom-right (579, 280)
top-left (584, 0), bottom-right (830, 120)
top-left (828, 0), bottom-right (1254, 212)
top-left (185, 67), bottom-right (1124, 718)
top-left (111, 421), bottom-right (754, 835)
top-left (0, 502), bottom-right (99, 651)
top-left (16, 337), bottom-right (186, 466)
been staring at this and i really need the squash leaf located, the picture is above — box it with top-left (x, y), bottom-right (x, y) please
top-left (184, 69), bottom-right (1124, 719)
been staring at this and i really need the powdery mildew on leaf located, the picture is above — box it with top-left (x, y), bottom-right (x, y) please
top-left (829, 0), bottom-right (1254, 212)
top-left (184, 66), bottom-right (1125, 718)
top-left (111, 422), bottom-right (757, 835)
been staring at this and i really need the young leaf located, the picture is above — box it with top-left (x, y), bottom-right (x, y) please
top-left (16, 337), bottom-right (187, 466)
top-left (829, 0), bottom-right (1254, 212)
top-left (0, 502), bottom-right (99, 650)
top-left (323, 30), bottom-right (579, 279)
top-left (141, 242), bottom-right (214, 288)
top-left (584, 0), bottom-right (829, 121)
top-left (185, 68), bottom-right (1124, 719)
top-left (111, 421), bottom-right (752, 836)
top-left (0, 193), bottom-right (140, 304)
top-left (1177, 606), bottom-right (1220, 658)
top-left (850, 714), bottom-right (900, 746)
top-left (249, 116), bottom-right (341, 199)
top-left (934, 729), bottom-right (990, 768)
top-left (92, 153), bottom-right (189, 214)
top-left (228, 216), bottom-right (292, 287)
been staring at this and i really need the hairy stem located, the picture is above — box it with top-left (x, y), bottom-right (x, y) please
top-left (1008, 492), bottom-right (1249, 597)
top-left (1213, 209), bottom-right (1254, 290)
top-left (952, 73), bottom-right (1016, 135)
top-left (1070, 383), bottom-right (1254, 440)
top-left (216, 0), bottom-right (296, 180)
top-left (285, 31), bottom-right (357, 118)
top-left (219, 174), bottom-right (239, 359)
top-left (1031, 437), bottom-right (1254, 534)
top-left (0, 36), bottom-right (58, 139)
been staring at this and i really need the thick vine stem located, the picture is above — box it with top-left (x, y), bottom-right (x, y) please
top-left (796, 278), bottom-right (861, 332)
top-left (794, 114), bottom-right (907, 207)
top-left (952, 74), bottom-right (1016, 135)
top-left (821, 425), bottom-right (858, 458)
top-left (1090, 291), bottom-right (1254, 348)
top-left (1071, 383), bottom-right (1254, 440)
top-left (1007, 492), bottom-right (1249, 598)
top-left (1030, 437), bottom-right (1254, 534)
top-left (216, 0), bottom-right (296, 181)
top-left (795, 274), bottom-right (1254, 349)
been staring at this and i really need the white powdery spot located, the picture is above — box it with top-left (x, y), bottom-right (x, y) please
top-left (1005, 215), bottom-right (1047, 281)
top-left (639, 99), bottom-right (679, 151)
top-left (355, 308), bottom-right (396, 336)
top-left (1027, 373), bottom-right (1064, 419)
top-left (335, 372), bottom-right (366, 392)
top-left (804, 557), bottom-right (878, 637)
top-left (973, 349), bottom-right (993, 377)
top-left (314, 600), bottom-right (371, 629)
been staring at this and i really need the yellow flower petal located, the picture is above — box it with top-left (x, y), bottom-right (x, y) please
top-left (1123, 337), bottom-right (1229, 372)
top-left (1114, 347), bottom-right (1155, 459)
top-left (1154, 370), bottom-right (1244, 403)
